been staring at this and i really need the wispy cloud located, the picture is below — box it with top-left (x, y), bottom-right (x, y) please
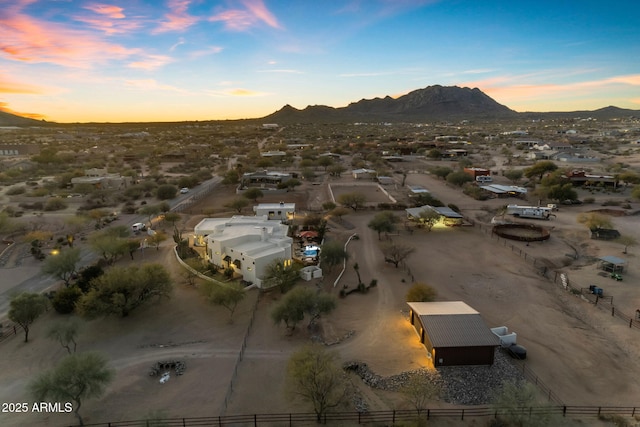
top-left (0, 74), bottom-right (43, 94)
top-left (209, 0), bottom-right (282, 31)
top-left (206, 88), bottom-right (269, 97)
top-left (128, 54), bottom-right (174, 70)
top-left (461, 73), bottom-right (640, 106)
top-left (124, 79), bottom-right (185, 92)
top-left (170, 37), bottom-right (186, 52)
top-left (153, 0), bottom-right (200, 34)
top-left (257, 69), bottom-right (303, 74)
top-left (0, 2), bottom-right (138, 67)
top-left (189, 46), bottom-right (224, 58)
top-left (83, 4), bottom-right (126, 19)
top-left (74, 4), bottom-right (142, 35)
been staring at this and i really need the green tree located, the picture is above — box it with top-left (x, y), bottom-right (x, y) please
top-left (327, 163), bottom-right (346, 177)
top-left (225, 197), bottom-right (249, 213)
top-left (418, 209), bottom-right (441, 231)
top-left (317, 156), bottom-right (334, 170)
top-left (156, 184), bottom-right (178, 200)
top-left (88, 226), bottom-right (130, 264)
top-left (271, 287), bottom-right (336, 332)
top-left (77, 264), bottom-right (172, 318)
top-left (8, 292), bottom-right (48, 342)
top-left (400, 370), bottom-right (441, 420)
top-left (337, 192), bottom-right (367, 211)
top-left (286, 344), bottom-right (348, 422)
top-left (320, 241), bottom-right (347, 273)
top-left (615, 235), bottom-right (637, 254)
top-left (204, 283), bottom-right (246, 322)
top-left (29, 352), bottom-right (114, 426)
top-left (47, 317), bottom-right (82, 354)
top-left (431, 166), bottom-right (453, 180)
top-left (51, 286), bottom-right (82, 314)
top-left (139, 204), bottom-right (161, 227)
top-left (427, 148), bottom-right (442, 159)
top-left (148, 230), bottom-right (168, 250)
top-left (262, 258), bottom-right (301, 293)
top-left (631, 185), bottom-right (640, 201)
top-left (524, 160), bottom-right (558, 181)
top-left (368, 211), bottom-right (397, 240)
top-left (380, 242), bottom-right (415, 268)
top-left (163, 212), bottom-right (182, 228)
top-left (577, 212), bottom-right (613, 232)
top-left (406, 283), bottom-right (437, 302)
top-left (491, 380), bottom-right (556, 427)
top-left (446, 171), bottom-right (473, 187)
top-left (42, 247), bottom-right (81, 286)
top-left (546, 183), bottom-right (577, 202)
top-left (616, 171), bottom-right (640, 185)
top-left (504, 169), bottom-right (524, 183)
top-left (243, 187), bottom-right (264, 202)
top-left (330, 206), bottom-right (350, 223)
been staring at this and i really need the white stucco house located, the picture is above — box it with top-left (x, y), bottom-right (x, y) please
top-left (253, 202), bottom-right (295, 221)
top-left (193, 215), bottom-right (292, 288)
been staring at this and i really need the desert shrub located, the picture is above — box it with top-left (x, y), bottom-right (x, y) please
top-left (19, 201), bottom-right (44, 211)
top-left (583, 197), bottom-right (595, 204)
top-left (6, 186), bottom-right (26, 195)
top-left (28, 187), bottom-right (50, 197)
top-left (52, 286), bottom-right (82, 314)
top-left (44, 198), bottom-right (68, 211)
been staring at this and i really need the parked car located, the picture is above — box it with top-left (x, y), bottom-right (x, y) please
top-left (506, 344), bottom-right (527, 360)
top-left (180, 187), bottom-right (189, 194)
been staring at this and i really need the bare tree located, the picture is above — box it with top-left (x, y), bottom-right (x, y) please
top-left (380, 241), bottom-right (415, 268)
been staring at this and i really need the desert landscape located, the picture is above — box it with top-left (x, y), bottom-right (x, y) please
top-left (1, 136), bottom-right (640, 427)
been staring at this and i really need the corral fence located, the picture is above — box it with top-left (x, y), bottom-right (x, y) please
top-left (475, 222), bottom-right (640, 332)
top-left (0, 321), bottom-right (18, 344)
top-left (220, 290), bottom-right (262, 415)
top-left (517, 362), bottom-right (563, 405)
top-left (69, 405), bottom-right (640, 427)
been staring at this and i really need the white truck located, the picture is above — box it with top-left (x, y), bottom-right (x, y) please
top-left (506, 204), bottom-right (552, 220)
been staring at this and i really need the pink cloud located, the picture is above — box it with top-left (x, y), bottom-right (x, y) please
top-left (0, 5), bottom-right (138, 67)
top-left (83, 4), bottom-right (126, 19)
top-left (128, 54), bottom-right (174, 70)
top-left (241, 0), bottom-right (281, 29)
top-left (209, 0), bottom-right (282, 31)
top-left (461, 74), bottom-right (640, 102)
top-left (153, 0), bottom-right (200, 33)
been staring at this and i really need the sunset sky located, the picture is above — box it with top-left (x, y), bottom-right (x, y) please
top-left (1, 0), bottom-right (639, 123)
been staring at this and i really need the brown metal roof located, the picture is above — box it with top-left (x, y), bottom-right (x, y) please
top-left (420, 314), bottom-right (500, 348)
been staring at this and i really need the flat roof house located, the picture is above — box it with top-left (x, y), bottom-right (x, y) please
top-left (253, 202), bottom-right (296, 221)
top-left (407, 301), bottom-right (499, 367)
top-left (194, 215), bottom-right (292, 288)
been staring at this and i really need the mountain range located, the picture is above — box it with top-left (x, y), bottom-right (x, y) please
top-left (1, 85), bottom-right (639, 126)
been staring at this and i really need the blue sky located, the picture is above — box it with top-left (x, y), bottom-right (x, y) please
top-left (1, 0), bottom-right (639, 122)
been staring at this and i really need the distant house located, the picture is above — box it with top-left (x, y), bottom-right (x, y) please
top-left (240, 170), bottom-right (293, 190)
top-left (194, 215), bottom-right (293, 288)
top-left (0, 144), bottom-right (39, 156)
top-left (407, 301), bottom-right (500, 367)
top-left (260, 151), bottom-right (287, 158)
top-left (352, 168), bottom-right (376, 179)
top-left (407, 185), bottom-right (430, 196)
top-left (406, 205), bottom-right (464, 227)
top-left (70, 168), bottom-right (131, 190)
top-left (463, 167), bottom-right (490, 179)
top-left (566, 170), bottom-right (616, 187)
top-left (253, 202), bottom-right (295, 221)
top-left (512, 138), bottom-right (542, 148)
